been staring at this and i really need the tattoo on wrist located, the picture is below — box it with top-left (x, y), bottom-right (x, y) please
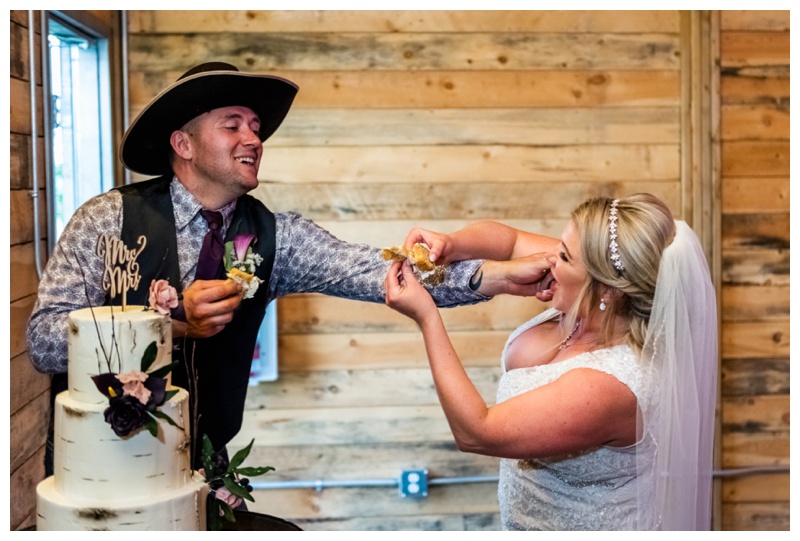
top-left (469, 270), bottom-right (483, 291)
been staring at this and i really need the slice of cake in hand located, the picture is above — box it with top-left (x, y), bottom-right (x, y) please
top-left (382, 242), bottom-right (445, 286)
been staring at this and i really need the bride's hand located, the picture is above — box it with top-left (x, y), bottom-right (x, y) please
top-left (402, 227), bottom-right (453, 265)
top-left (385, 260), bottom-right (437, 323)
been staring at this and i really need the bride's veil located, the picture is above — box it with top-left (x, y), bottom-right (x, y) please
top-left (636, 220), bottom-right (718, 530)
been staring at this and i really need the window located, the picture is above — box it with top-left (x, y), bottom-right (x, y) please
top-left (45, 13), bottom-right (113, 245)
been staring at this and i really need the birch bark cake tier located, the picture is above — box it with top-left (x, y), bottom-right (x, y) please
top-left (36, 305), bottom-right (208, 531)
top-left (65, 305), bottom-right (173, 403)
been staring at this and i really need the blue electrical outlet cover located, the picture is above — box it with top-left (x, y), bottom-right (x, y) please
top-left (399, 469), bottom-right (428, 498)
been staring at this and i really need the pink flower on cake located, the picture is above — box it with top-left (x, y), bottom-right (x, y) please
top-left (148, 279), bottom-right (178, 315)
top-left (117, 369), bottom-right (148, 385)
top-left (117, 370), bottom-right (152, 405)
top-left (214, 487), bottom-right (243, 515)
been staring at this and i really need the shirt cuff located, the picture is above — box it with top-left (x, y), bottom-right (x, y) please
top-left (171, 300), bottom-right (187, 322)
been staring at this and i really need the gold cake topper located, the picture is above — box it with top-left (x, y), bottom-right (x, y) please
top-left (96, 234), bottom-right (146, 310)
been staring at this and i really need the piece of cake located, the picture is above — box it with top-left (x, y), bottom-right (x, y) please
top-left (382, 243), bottom-right (435, 272)
top-left (382, 243), bottom-right (445, 285)
top-left (36, 305), bottom-right (208, 531)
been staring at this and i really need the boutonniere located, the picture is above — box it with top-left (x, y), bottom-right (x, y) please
top-left (223, 234), bottom-right (264, 299)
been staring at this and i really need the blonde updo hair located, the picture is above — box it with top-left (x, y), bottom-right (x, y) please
top-left (568, 193), bottom-right (676, 355)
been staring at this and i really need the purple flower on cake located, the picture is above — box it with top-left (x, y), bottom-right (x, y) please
top-left (91, 340), bottom-right (179, 438)
top-left (148, 279), bottom-right (178, 315)
top-left (223, 234), bottom-right (264, 299)
top-left (103, 395), bottom-right (150, 438)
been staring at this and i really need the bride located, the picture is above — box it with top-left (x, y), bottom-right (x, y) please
top-left (384, 194), bottom-right (717, 530)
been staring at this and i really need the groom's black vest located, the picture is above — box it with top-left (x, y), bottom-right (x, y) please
top-left (113, 176), bottom-right (276, 465)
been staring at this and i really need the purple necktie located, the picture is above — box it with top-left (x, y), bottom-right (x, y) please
top-left (195, 210), bottom-right (224, 280)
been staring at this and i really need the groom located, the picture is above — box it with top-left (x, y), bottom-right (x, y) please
top-left (28, 62), bottom-right (537, 466)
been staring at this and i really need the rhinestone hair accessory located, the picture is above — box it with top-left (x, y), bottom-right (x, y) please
top-left (608, 199), bottom-right (625, 273)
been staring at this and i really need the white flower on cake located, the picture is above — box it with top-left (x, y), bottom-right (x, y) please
top-left (223, 234), bottom-right (263, 299)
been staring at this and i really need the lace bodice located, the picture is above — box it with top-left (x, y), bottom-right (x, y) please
top-left (496, 308), bottom-right (656, 530)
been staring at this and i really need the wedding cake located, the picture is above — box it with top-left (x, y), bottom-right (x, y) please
top-left (36, 305), bottom-right (208, 530)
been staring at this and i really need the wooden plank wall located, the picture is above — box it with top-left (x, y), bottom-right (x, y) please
top-left (718, 10), bottom-right (790, 531)
top-left (8, 9), bottom-right (121, 530)
top-left (125, 10), bottom-right (684, 530)
top-left (9, 9), bottom-right (51, 531)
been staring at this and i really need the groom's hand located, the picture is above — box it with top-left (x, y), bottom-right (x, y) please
top-left (173, 279), bottom-right (243, 338)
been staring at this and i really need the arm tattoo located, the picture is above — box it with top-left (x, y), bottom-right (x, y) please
top-left (468, 269), bottom-right (483, 291)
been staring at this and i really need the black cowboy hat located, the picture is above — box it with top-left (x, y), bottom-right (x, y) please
top-left (120, 62), bottom-right (298, 176)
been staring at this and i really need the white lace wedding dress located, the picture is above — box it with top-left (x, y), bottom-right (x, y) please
top-left (496, 308), bottom-right (657, 530)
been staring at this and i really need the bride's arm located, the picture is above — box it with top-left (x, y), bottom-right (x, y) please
top-left (385, 261), bottom-right (637, 458)
top-left (404, 221), bottom-right (559, 265)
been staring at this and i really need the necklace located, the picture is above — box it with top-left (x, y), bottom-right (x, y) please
top-left (559, 321), bottom-right (581, 350)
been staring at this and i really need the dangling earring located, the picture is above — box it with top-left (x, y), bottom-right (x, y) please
top-left (600, 298), bottom-right (607, 311)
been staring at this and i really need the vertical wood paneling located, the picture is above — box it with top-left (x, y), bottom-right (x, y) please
top-left (10, 393), bottom-right (51, 473)
top-left (10, 352), bottom-right (51, 415)
top-left (718, 9), bottom-right (789, 531)
top-left (10, 447), bottom-right (46, 531)
top-left (9, 11), bottom-right (48, 531)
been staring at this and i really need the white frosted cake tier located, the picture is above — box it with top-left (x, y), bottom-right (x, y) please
top-left (52, 387), bottom-right (195, 502)
top-left (67, 305), bottom-right (172, 404)
top-left (36, 474), bottom-right (208, 531)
